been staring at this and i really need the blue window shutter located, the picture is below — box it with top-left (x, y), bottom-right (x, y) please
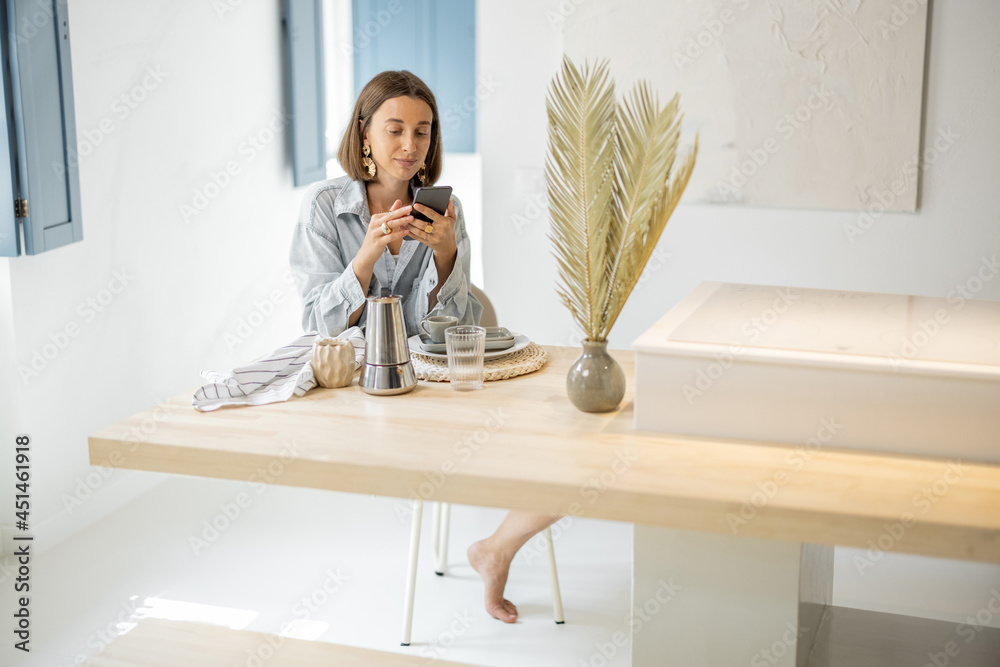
top-left (353, 0), bottom-right (476, 153)
top-left (283, 0), bottom-right (328, 187)
top-left (0, 36), bottom-right (17, 258)
top-left (5, 0), bottom-right (82, 255)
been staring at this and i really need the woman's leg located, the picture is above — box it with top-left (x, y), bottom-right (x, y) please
top-left (467, 510), bottom-right (562, 623)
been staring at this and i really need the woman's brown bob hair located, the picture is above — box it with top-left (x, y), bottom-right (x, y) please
top-left (337, 70), bottom-right (442, 187)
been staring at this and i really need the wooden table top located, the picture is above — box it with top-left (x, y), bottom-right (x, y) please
top-left (88, 346), bottom-right (1000, 563)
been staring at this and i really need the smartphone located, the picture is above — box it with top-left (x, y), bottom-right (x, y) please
top-left (411, 185), bottom-right (452, 223)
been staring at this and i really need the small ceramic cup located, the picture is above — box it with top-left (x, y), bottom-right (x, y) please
top-left (311, 338), bottom-right (357, 388)
top-left (420, 315), bottom-right (458, 344)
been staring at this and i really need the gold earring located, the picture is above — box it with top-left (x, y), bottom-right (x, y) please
top-left (417, 162), bottom-right (427, 184)
top-left (361, 145), bottom-right (376, 179)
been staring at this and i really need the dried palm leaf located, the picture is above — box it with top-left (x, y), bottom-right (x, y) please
top-left (545, 57), bottom-right (616, 337)
top-left (546, 57), bottom-right (698, 341)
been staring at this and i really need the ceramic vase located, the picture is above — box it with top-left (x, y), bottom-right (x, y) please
top-left (566, 339), bottom-right (625, 413)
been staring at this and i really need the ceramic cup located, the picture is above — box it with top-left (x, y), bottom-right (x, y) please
top-left (311, 337), bottom-right (357, 388)
top-left (420, 315), bottom-right (458, 344)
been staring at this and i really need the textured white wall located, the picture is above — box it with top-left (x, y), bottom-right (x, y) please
top-left (563, 0), bottom-right (930, 212)
top-left (480, 0), bottom-right (1000, 628)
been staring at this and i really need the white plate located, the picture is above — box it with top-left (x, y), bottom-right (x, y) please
top-left (408, 332), bottom-right (531, 361)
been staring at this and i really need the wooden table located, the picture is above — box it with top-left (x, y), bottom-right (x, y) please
top-left (89, 346), bottom-right (1000, 665)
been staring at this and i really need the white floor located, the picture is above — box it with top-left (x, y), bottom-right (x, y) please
top-left (0, 475), bottom-right (634, 666)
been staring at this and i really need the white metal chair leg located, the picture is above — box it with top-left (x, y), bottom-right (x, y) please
top-left (435, 502), bottom-right (450, 576)
top-left (401, 499), bottom-right (423, 646)
top-left (544, 526), bottom-right (565, 623)
top-left (431, 501), bottom-right (442, 567)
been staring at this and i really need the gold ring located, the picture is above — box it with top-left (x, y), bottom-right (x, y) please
top-left (424, 224), bottom-right (433, 234)
top-left (381, 221), bottom-right (391, 235)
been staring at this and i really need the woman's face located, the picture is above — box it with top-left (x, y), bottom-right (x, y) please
top-left (362, 95), bottom-right (433, 186)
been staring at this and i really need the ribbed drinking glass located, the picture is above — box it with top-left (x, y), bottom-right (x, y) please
top-left (445, 325), bottom-right (486, 391)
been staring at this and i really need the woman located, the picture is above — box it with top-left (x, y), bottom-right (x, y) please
top-left (288, 70), bottom-right (560, 623)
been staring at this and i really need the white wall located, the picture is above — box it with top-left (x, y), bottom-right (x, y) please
top-left (479, 0), bottom-right (1000, 627)
top-left (0, 0), bottom-right (310, 553)
top-left (0, 261), bottom-right (21, 548)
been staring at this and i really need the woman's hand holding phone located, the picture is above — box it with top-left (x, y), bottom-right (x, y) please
top-left (405, 186), bottom-right (456, 256)
top-left (407, 200), bottom-right (457, 258)
top-left (362, 200), bottom-right (412, 262)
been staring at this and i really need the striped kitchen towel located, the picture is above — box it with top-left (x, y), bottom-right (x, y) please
top-left (191, 326), bottom-right (366, 412)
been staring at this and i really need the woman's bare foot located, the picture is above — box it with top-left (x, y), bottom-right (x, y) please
top-left (467, 539), bottom-right (517, 623)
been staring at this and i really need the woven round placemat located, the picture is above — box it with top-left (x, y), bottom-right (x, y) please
top-left (411, 342), bottom-right (548, 382)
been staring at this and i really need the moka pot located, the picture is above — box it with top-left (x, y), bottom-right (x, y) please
top-left (360, 288), bottom-right (417, 395)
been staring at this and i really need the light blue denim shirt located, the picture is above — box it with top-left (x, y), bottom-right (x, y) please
top-left (289, 175), bottom-right (483, 338)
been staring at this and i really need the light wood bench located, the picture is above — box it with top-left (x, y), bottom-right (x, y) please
top-left (82, 618), bottom-right (480, 667)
